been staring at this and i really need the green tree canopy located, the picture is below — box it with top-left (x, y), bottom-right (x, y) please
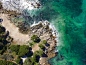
top-left (32, 52), bottom-right (39, 62)
top-left (37, 50), bottom-right (43, 56)
top-left (31, 35), bottom-right (40, 42)
top-left (23, 57), bottom-right (32, 65)
top-left (0, 42), bottom-right (4, 50)
top-left (10, 45), bottom-right (20, 55)
top-left (0, 25), bottom-right (5, 34)
top-left (0, 60), bottom-right (15, 65)
top-left (16, 57), bottom-right (22, 64)
top-left (18, 45), bottom-right (30, 57)
top-left (39, 44), bottom-right (45, 49)
top-left (43, 40), bottom-right (47, 44)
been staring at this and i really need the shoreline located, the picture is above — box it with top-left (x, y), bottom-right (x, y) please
top-left (0, 13), bottom-right (59, 65)
top-left (0, 0), bottom-right (41, 13)
top-left (0, 2), bottom-right (59, 65)
top-left (30, 20), bottom-right (59, 65)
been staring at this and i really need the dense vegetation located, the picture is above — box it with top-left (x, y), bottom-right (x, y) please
top-left (23, 49), bottom-right (44, 65)
top-left (39, 44), bottom-right (45, 49)
top-left (43, 40), bottom-right (47, 44)
top-left (0, 24), bottom-right (46, 65)
top-left (10, 45), bottom-right (20, 54)
top-left (0, 25), bottom-right (7, 55)
top-left (23, 53), bottom-right (40, 65)
top-left (0, 60), bottom-right (15, 65)
top-left (36, 50), bottom-right (43, 56)
top-left (10, 45), bottom-right (30, 57)
top-left (31, 35), bottom-right (40, 42)
top-left (18, 45), bottom-right (30, 57)
top-left (16, 57), bottom-right (22, 64)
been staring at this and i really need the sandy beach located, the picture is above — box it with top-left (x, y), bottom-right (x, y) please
top-left (0, 13), bottom-right (30, 44)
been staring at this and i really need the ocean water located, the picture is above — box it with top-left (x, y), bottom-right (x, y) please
top-left (34, 0), bottom-right (86, 65)
top-left (13, 0), bottom-right (86, 65)
top-left (1, 0), bottom-right (86, 65)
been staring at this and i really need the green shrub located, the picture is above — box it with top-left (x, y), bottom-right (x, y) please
top-left (18, 45), bottom-right (30, 57)
top-left (0, 26), bottom-right (5, 34)
top-left (43, 40), bottom-right (47, 44)
top-left (10, 45), bottom-right (20, 55)
top-left (0, 46), bottom-right (6, 55)
top-left (24, 57), bottom-right (32, 65)
top-left (0, 60), bottom-right (15, 65)
top-left (36, 50), bottom-right (43, 56)
top-left (38, 50), bottom-right (43, 56)
top-left (32, 53), bottom-right (39, 62)
top-left (31, 35), bottom-right (40, 42)
top-left (39, 44), bottom-right (45, 49)
top-left (16, 57), bottom-right (22, 64)
top-left (0, 42), bottom-right (4, 50)
top-left (29, 43), bottom-right (33, 47)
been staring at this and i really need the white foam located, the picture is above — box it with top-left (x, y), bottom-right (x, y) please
top-left (0, 0), bottom-right (41, 12)
top-left (31, 20), bottom-right (59, 52)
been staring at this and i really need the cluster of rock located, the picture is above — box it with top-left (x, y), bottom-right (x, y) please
top-left (25, 21), bottom-right (58, 65)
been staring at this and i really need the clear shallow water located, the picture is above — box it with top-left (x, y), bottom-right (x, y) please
top-left (10, 0), bottom-right (86, 65)
top-left (34, 0), bottom-right (86, 65)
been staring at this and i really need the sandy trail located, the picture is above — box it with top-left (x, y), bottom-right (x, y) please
top-left (0, 13), bottom-right (30, 44)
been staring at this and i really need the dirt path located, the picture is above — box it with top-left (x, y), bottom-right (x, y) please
top-left (0, 13), bottom-right (30, 44)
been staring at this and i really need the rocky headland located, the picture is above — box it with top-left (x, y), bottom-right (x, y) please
top-left (0, 2), bottom-right (58, 65)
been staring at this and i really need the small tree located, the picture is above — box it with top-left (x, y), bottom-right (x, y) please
top-left (16, 57), bottom-right (22, 64)
top-left (29, 43), bottom-right (33, 47)
top-left (36, 50), bottom-right (43, 56)
top-left (18, 45), bottom-right (29, 57)
top-left (39, 44), bottom-right (45, 49)
top-left (10, 45), bottom-right (20, 55)
top-left (32, 52), bottom-right (39, 62)
top-left (31, 35), bottom-right (40, 42)
top-left (43, 40), bottom-right (47, 44)
top-left (23, 57), bottom-right (32, 65)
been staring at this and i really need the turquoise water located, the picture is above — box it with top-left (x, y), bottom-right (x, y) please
top-left (35, 0), bottom-right (86, 65)
top-left (26, 0), bottom-right (86, 65)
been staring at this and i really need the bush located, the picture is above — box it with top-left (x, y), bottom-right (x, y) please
top-left (36, 50), bottom-right (43, 56)
top-left (38, 50), bottom-right (43, 56)
top-left (0, 37), bottom-right (5, 42)
top-left (23, 57), bottom-right (32, 65)
top-left (0, 26), bottom-right (5, 34)
top-left (43, 40), bottom-right (47, 44)
top-left (10, 45), bottom-right (20, 55)
top-left (16, 57), bottom-right (22, 64)
top-left (32, 53), bottom-right (39, 62)
top-left (39, 44), bottom-right (45, 49)
top-left (0, 46), bottom-right (6, 55)
top-left (31, 35), bottom-right (40, 42)
top-left (0, 42), bottom-right (4, 50)
top-left (18, 45), bottom-right (30, 57)
top-left (29, 43), bottom-right (33, 47)
top-left (0, 60), bottom-right (15, 65)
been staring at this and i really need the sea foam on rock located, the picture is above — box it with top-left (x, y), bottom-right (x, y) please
top-left (1, 0), bottom-right (41, 13)
top-left (31, 20), bottom-right (59, 52)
